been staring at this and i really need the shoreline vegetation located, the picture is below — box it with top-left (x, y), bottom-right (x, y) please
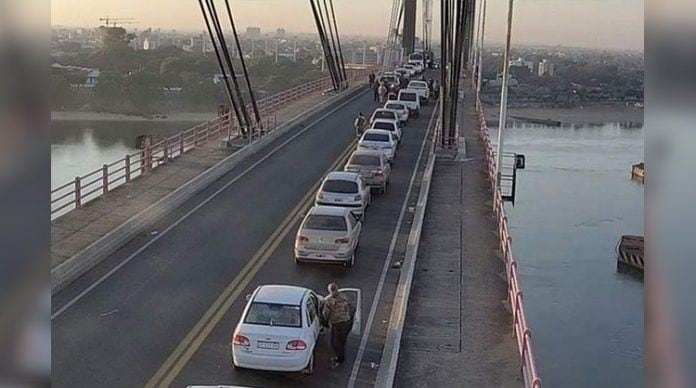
top-left (51, 110), bottom-right (217, 122)
top-left (483, 103), bottom-right (643, 126)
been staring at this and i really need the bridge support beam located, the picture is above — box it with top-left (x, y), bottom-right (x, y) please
top-left (402, 0), bottom-right (417, 55)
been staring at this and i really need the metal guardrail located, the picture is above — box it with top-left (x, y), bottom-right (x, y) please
top-left (51, 68), bottom-right (374, 218)
top-left (476, 99), bottom-right (542, 388)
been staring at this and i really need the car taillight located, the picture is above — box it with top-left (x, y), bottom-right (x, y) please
top-left (353, 195), bottom-right (362, 201)
top-left (375, 171), bottom-right (384, 177)
top-left (297, 235), bottom-right (309, 243)
top-left (335, 237), bottom-right (350, 244)
top-left (233, 334), bottom-right (250, 347)
top-left (286, 340), bottom-right (307, 351)
top-left (317, 192), bottom-right (324, 199)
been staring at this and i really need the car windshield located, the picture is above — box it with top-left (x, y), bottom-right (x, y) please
top-left (374, 111), bottom-right (395, 119)
top-left (323, 179), bottom-right (358, 194)
top-left (363, 133), bottom-right (390, 142)
top-left (386, 104), bottom-right (404, 110)
top-left (244, 302), bottom-right (302, 328)
top-left (400, 92), bottom-right (417, 101)
top-left (350, 154), bottom-right (381, 166)
top-left (373, 122), bottom-right (395, 131)
top-left (304, 215), bottom-right (347, 231)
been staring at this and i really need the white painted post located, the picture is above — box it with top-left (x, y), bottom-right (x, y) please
top-left (495, 0), bottom-right (515, 198)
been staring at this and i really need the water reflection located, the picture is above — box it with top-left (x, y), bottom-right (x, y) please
top-left (490, 121), bottom-right (644, 387)
top-left (51, 120), bottom-right (197, 189)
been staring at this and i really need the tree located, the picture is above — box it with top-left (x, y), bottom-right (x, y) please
top-left (98, 27), bottom-right (135, 51)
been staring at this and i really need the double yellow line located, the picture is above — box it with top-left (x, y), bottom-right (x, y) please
top-left (146, 138), bottom-right (357, 388)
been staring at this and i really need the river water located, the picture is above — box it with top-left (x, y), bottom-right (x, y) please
top-left (492, 121), bottom-right (644, 387)
top-left (51, 120), bottom-right (200, 190)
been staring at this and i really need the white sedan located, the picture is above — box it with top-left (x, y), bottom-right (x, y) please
top-left (370, 119), bottom-right (402, 142)
top-left (295, 205), bottom-right (362, 267)
top-left (231, 285), bottom-right (362, 375)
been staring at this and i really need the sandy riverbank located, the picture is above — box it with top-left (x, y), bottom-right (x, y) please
top-left (483, 104), bottom-right (644, 125)
top-left (51, 111), bottom-right (218, 122)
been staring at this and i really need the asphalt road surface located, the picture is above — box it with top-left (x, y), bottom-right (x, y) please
top-left (52, 81), bottom-right (438, 388)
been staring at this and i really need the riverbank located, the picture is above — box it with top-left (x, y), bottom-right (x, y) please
top-left (484, 104), bottom-right (644, 126)
top-left (51, 111), bottom-right (218, 122)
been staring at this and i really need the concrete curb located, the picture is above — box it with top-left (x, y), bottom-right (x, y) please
top-left (51, 84), bottom-right (368, 294)
top-left (374, 108), bottom-right (438, 388)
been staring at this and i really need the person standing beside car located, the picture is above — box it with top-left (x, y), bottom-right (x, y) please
top-left (322, 283), bottom-right (352, 368)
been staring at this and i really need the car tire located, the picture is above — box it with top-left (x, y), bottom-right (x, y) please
top-left (344, 252), bottom-right (355, 268)
top-left (302, 352), bottom-right (314, 375)
top-left (295, 257), bottom-right (303, 265)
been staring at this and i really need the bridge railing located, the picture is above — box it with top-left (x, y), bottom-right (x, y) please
top-left (51, 67), bottom-right (375, 218)
top-left (475, 98), bottom-right (542, 388)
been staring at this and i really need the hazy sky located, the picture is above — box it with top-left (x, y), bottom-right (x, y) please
top-left (51, 0), bottom-right (644, 51)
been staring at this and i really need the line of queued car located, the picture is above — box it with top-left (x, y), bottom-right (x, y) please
top-left (228, 62), bottom-right (431, 376)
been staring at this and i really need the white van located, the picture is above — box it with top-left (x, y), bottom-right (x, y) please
top-left (397, 89), bottom-right (421, 118)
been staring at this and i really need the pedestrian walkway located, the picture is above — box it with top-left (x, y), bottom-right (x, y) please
top-left (51, 90), bottom-right (330, 270)
top-left (394, 91), bottom-right (520, 387)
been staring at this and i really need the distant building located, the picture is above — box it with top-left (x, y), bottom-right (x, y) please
top-left (85, 69), bottom-right (100, 87)
top-left (246, 26), bottom-right (261, 38)
top-left (143, 37), bottom-right (157, 50)
top-left (276, 28), bottom-right (286, 38)
top-left (509, 57), bottom-right (535, 72)
top-left (538, 59), bottom-right (555, 77)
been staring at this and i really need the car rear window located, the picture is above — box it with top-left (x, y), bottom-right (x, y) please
top-left (385, 104), bottom-right (404, 110)
top-left (363, 133), bottom-right (390, 142)
top-left (350, 154), bottom-right (381, 166)
top-left (372, 122), bottom-right (394, 131)
top-left (400, 92), bottom-right (417, 101)
top-left (374, 111), bottom-right (395, 119)
top-left (244, 302), bottom-right (302, 328)
top-left (409, 82), bottom-right (427, 89)
top-left (323, 179), bottom-right (358, 194)
top-left (304, 215), bottom-right (347, 231)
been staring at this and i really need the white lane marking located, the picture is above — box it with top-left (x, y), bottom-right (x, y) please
top-left (52, 89), bottom-right (369, 320)
top-left (347, 105), bottom-right (437, 388)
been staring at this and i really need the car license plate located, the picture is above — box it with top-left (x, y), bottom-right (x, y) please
top-left (257, 341), bottom-right (279, 350)
top-left (335, 198), bottom-right (343, 203)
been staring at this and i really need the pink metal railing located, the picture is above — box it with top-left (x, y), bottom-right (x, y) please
top-left (51, 67), bottom-right (374, 218)
top-left (474, 90), bottom-right (542, 388)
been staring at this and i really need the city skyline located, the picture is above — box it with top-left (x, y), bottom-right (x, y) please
top-left (51, 0), bottom-right (644, 51)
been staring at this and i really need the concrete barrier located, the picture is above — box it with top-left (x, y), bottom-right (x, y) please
top-left (51, 85), bottom-right (369, 294)
top-left (374, 107), bottom-right (438, 387)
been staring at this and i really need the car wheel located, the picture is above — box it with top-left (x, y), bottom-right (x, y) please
top-left (302, 352), bottom-right (314, 375)
top-left (295, 257), bottom-right (303, 265)
top-left (344, 252), bottom-right (355, 268)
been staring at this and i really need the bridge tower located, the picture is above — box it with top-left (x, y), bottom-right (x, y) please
top-left (402, 0), bottom-right (417, 55)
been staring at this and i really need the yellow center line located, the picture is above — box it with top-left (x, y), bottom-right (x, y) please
top-left (146, 138), bottom-right (357, 388)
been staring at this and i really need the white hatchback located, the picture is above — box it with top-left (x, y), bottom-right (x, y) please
top-left (358, 129), bottom-right (397, 162)
top-left (231, 285), bottom-right (362, 375)
top-left (370, 119), bottom-right (402, 142)
top-left (315, 171), bottom-right (371, 217)
top-left (384, 101), bottom-right (409, 125)
top-left (407, 80), bottom-right (430, 104)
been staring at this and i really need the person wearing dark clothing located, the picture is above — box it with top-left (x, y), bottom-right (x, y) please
top-left (322, 283), bottom-right (352, 367)
top-left (373, 82), bottom-right (379, 102)
top-left (368, 72), bottom-right (375, 88)
top-left (399, 76), bottom-right (408, 90)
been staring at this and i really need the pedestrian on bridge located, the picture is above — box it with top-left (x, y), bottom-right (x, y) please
top-left (369, 72), bottom-right (376, 88)
top-left (323, 282), bottom-right (353, 368)
top-left (378, 82), bottom-right (388, 103)
top-left (354, 112), bottom-right (366, 137)
top-left (373, 80), bottom-right (380, 102)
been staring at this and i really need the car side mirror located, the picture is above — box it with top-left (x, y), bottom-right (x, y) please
top-left (245, 294), bottom-right (252, 301)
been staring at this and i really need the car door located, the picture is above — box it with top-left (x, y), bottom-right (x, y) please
top-left (338, 288), bottom-right (362, 335)
top-left (360, 178), bottom-right (370, 207)
top-left (305, 294), bottom-right (320, 340)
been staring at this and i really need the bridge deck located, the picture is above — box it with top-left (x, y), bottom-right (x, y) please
top-left (395, 90), bottom-right (520, 386)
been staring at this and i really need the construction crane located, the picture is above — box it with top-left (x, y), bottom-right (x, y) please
top-left (98, 16), bottom-right (137, 28)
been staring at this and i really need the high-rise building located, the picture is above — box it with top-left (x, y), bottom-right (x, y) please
top-left (245, 26), bottom-right (261, 38)
top-left (538, 59), bottom-right (556, 77)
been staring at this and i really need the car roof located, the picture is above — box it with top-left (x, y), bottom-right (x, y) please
top-left (409, 80), bottom-right (427, 85)
top-left (351, 149), bottom-right (385, 157)
top-left (385, 102), bottom-right (406, 107)
top-left (308, 205), bottom-right (350, 217)
top-left (372, 109), bottom-right (396, 114)
top-left (325, 171), bottom-right (361, 182)
top-left (399, 89), bottom-right (418, 94)
top-left (363, 128), bottom-right (392, 135)
top-left (254, 285), bottom-right (308, 305)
